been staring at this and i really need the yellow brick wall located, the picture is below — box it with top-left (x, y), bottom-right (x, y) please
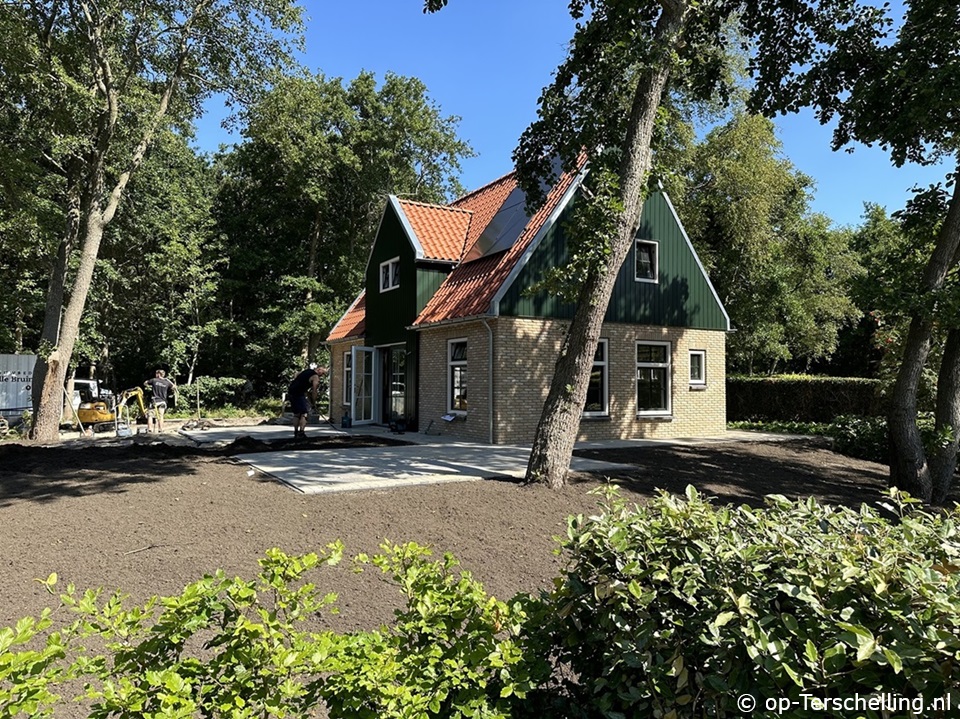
top-left (417, 321), bottom-right (495, 443)
top-left (416, 317), bottom-right (726, 444)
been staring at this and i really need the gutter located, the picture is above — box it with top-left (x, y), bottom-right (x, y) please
top-left (481, 318), bottom-right (494, 444)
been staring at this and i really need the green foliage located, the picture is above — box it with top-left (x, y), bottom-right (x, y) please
top-left (0, 606), bottom-right (67, 719)
top-left (727, 374), bottom-right (883, 422)
top-left (727, 420), bottom-right (830, 436)
top-left (672, 113), bottom-right (862, 373)
top-left (544, 486), bottom-right (960, 717)
top-left (828, 413), bottom-right (954, 465)
top-left (321, 542), bottom-right (545, 719)
top-left (190, 376), bottom-right (254, 409)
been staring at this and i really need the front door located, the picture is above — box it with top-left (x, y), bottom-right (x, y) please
top-left (351, 346), bottom-right (374, 424)
top-left (380, 346), bottom-right (406, 424)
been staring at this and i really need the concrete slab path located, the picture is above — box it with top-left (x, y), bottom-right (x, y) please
top-left (179, 423), bottom-right (810, 494)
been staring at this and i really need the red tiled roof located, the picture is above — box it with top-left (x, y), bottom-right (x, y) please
top-left (414, 165), bottom-right (581, 326)
top-left (396, 199), bottom-right (472, 262)
top-left (326, 291), bottom-right (366, 342)
top-left (450, 172), bottom-right (519, 259)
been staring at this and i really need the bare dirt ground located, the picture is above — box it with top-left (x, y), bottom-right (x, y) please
top-left (1, 435), bottom-right (895, 634)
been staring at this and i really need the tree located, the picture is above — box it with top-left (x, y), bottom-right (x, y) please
top-left (673, 113), bottom-right (861, 373)
top-left (2, 0), bottom-right (303, 441)
top-left (212, 71), bottom-right (472, 387)
top-left (773, 0), bottom-right (960, 502)
top-left (430, 0), bottom-right (881, 488)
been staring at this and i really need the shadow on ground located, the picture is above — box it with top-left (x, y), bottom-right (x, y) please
top-left (0, 435), bottom-right (411, 506)
top-left (572, 440), bottom-right (898, 510)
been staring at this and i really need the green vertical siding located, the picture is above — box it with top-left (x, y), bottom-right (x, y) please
top-left (497, 192), bottom-right (728, 330)
top-left (365, 208), bottom-right (416, 346)
top-left (417, 266), bottom-right (449, 314)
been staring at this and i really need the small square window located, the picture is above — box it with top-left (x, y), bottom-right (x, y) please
top-left (635, 240), bottom-right (658, 283)
top-left (689, 350), bottom-right (706, 385)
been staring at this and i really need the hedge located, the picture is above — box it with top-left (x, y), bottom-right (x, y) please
top-left (727, 374), bottom-right (883, 422)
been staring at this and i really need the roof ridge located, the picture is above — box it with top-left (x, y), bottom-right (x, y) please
top-left (450, 168), bottom-right (518, 206)
top-left (396, 197), bottom-right (473, 214)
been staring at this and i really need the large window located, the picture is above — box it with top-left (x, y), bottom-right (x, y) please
top-left (584, 339), bottom-right (609, 417)
top-left (448, 339), bottom-right (468, 413)
top-left (380, 257), bottom-right (400, 292)
top-left (636, 341), bottom-right (671, 415)
top-left (689, 349), bottom-right (706, 386)
top-left (635, 240), bottom-right (658, 283)
top-left (342, 351), bottom-right (352, 405)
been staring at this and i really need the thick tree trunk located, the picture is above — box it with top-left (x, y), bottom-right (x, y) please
top-left (302, 211), bottom-right (323, 362)
top-left (525, 0), bottom-right (690, 488)
top-left (930, 328), bottom-right (960, 504)
top-left (887, 164), bottom-right (960, 500)
top-left (32, 212), bottom-right (108, 441)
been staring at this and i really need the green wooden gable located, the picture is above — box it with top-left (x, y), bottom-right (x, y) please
top-left (496, 191), bottom-right (729, 330)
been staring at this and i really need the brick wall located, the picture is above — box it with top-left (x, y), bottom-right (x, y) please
top-left (417, 321), bottom-right (494, 443)
top-left (416, 317), bottom-right (726, 444)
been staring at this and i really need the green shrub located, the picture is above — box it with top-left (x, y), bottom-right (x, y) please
top-left (542, 486), bottom-right (960, 718)
top-left (727, 375), bottom-right (883, 422)
top-left (187, 376), bottom-right (254, 409)
top-left (321, 542), bottom-right (545, 719)
top-left (828, 413), bottom-right (952, 464)
top-left (727, 420), bottom-right (830, 436)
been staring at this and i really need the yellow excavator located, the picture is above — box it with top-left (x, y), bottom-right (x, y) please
top-left (76, 387), bottom-right (150, 434)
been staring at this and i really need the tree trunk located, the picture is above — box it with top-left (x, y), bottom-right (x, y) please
top-left (32, 210), bottom-right (109, 441)
top-left (887, 162), bottom-right (960, 500)
top-left (525, 0), bottom-right (690, 488)
top-left (930, 327), bottom-right (960, 504)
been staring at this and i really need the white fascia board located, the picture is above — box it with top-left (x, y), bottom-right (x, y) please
top-left (489, 168), bottom-right (589, 316)
top-left (660, 192), bottom-right (732, 332)
top-left (389, 195), bottom-right (425, 260)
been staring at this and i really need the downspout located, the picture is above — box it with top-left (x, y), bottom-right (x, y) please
top-left (481, 318), bottom-right (494, 445)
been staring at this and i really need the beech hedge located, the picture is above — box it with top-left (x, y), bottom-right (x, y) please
top-left (727, 375), bottom-right (883, 422)
top-left (3, 490), bottom-right (959, 718)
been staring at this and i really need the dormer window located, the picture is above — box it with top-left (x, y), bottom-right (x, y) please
top-left (380, 257), bottom-right (400, 292)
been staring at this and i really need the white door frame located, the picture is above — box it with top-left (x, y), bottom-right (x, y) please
top-left (350, 346), bottom-right (375, 424)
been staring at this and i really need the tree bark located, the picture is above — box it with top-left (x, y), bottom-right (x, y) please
top-left (887, 161), bottom-right (960, 500)
top-left (930, 327), bottom-right (960, 505)
top-left (302, 210), bottom-right (323, 362)
top-left (525, 0), bottom-right (691, 488)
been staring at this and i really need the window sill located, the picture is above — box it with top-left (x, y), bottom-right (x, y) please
top-left (636, 414), bottom-right (673, 422)
top-left (582, 414), bottom-right (611, 421)
top-left (688, 384), bottom-right (708, 391)
top-left (379, 285), bottom-right (400, 293)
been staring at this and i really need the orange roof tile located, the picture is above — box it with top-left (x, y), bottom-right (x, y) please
top-left (326, 291), bottom-right (366, 342)
top-left (415, 165), bottom-right (582, 326)
top-left (396, 199), bottom-right (472, 262)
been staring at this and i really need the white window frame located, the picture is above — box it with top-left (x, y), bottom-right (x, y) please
top-left (635, 239), bottom-right (659, 284)
top-left (379, 256), bottom-right (400, 292)
top-left (636, 340), bottom-right (672, 416)
top-left (689, 349), bottom-right (707, 386)
top-left (342, 350), bottom-right (352, 405)
top-left (583, 339), bottom-right (609, 417)
top-left (447, 338), bottom-right (468, 414)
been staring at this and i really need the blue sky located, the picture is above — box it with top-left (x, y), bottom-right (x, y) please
top-left (194, 0), bottom-right (948, 228)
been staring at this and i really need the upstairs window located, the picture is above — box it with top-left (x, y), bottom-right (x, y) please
top-left (380, 257), bottom-right (400, 292)
top-left (635, 240), bottom-right (659, 283)
top-left (583, 339), bottom-right (609, 417)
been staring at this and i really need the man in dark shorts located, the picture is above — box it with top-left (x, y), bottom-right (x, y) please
top-left (144, 369), bottom-right (176, 433)
top-left (287, 365), bottom-right (326, 439)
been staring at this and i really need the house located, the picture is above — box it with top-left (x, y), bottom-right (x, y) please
top-left (325, 163), bottom-right (730, 444)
